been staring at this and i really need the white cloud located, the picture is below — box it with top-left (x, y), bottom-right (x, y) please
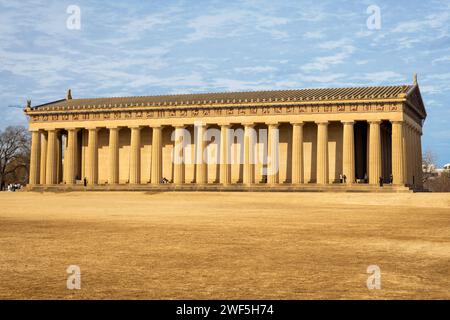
top-left (392, 12), bottom-right (450, 34)
top-left (301, 39), bottom-right (355, 72)
top-left (184, 9), bottom-right (289, 43)
top-left (234, 66), bottom-right (278, 73)
top-left (432, 55), bottom-right (450, 65)
top-left (353, 71), bottom-right (405, 84)
top-left (303, 31), bottom-right (325, 39)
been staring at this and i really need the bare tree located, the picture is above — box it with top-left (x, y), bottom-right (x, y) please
top-left (422, 149), bottom-right (437, 173)
top-left (0, 126), bottom-right (30, 190)
top-left (425, 172), bottom-right (450, 192)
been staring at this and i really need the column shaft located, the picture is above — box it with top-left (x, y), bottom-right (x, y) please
top-left (65, 129), bottom-right (78, 185)
top-left (173, 126), bottom-right (185, 185)
top-left (405, 125), bottom-right (412, 185)
top-left (267, 123), bottom-right (279, 185)
top-left (108, 128), bottom-right (119, 184)
top-left (342, 121), bottom-right (355, 184)
top-left (391, 121), bottom-right (405, 185)
top-left (195, 124), bottom-right (207, 184)
top-left (56, 133), bottom-right (62, 184)
top-left (402, 124), bottom-right (408, 185)
top-left (417, 130), bottom-right (423, 188)
top-left (243, 124), bottom-right (255, 185)
top-left (45, 130), bottom-right (57, 185)
top-left (220, 124), bottom-right (231, 185)
top-left (291, 123), bottom-right (304, 184)
top-left (369, 121), bottom-right (382, 185)
top-left (29, 130), bottom-right (41, 185)
top-left (129, 127), bottom-right (141, 184)
top-left (40, 132), bottom-right (48, 185)
top-left (316, 122), bottom-right (329, 184)
top-left (86, 128), bottom-right (98, 185)
top-left (151, 126), bottom-right (162, 184)
top-left (411, 127), bottom-right (417, 187)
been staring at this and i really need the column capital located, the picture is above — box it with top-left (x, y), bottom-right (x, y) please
top-left (391, 120), bottom-right (404, 125)
top-left (291, 121), bottom-right (304, 126)
top-left (340, 120), bottom-right (355, 125)
top-left (174, 124), bottom-right (186, 129)
top-left (129, 125), bottom-right (142, 130)
top-left (267, 122), bottom-right (279, 127)
top-left (315, 120), bottom-right (328, 125)
top-left (193, 122), bottom-right (207, 128)
top-left (242, 122), bottom-right (255, 127)
top-left (107, 126), bottom-right (120, 130)
top-left (66, 127), bottom-right (80, 132)
top-left (218, 122), bottom-right (231, 127)
top-left (368, 120), bottom-right (382, 125)
top-left (86, 127), bottom-right (99, 132)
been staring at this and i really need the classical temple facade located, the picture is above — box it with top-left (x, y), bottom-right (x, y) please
top-left (24, 79), bottom-right (426, 191)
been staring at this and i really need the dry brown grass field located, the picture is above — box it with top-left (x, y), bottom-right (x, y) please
top-left (0, 191), bottom-right (449, 300)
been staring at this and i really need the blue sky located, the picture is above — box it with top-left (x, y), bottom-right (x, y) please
top-left (0, 0), bottom-right (449, 165)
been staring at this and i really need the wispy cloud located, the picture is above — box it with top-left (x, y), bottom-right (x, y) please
top-left (301, 39), bottom-right (356, 72)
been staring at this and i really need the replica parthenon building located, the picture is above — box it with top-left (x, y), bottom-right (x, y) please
top-left (25, 78), bottom-right (426, 192)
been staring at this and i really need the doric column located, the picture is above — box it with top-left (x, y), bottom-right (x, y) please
top-left (150, 126), bottom-right (162, 185)
top-left (65, 128), bottom-right (78, 185)
top-left (342, 121), bottom-right (355, 184)
top-left (56, 133), bottom-right (63, 184)
top-left (195, 123), bottom-right (207, 184)
top-left (108, 127), bottom-right (119, 185)
top-left (220, 124), bottom-right (231, 185)
top-left (243, 123), bottom-right (255, 186)
top-left (86, 128), bottom-right (98, 185)
top-left (404, 124), bottom-right (412, 185)
top-left (402, 123), bottom-right (409, 185)
top-left (410, 127), bottom-right (414, 186)
top-left (409, 125), bottom-right (414, 185)
top-left (411, 126), bottom-right (417, 187)
top-left (368, 120), bottom-right (382, 185)
top-left (40, 131), bottom-right (48, 185)
top-left (267, 123), bottom-right (279, 185)
top-left (29, 130), bottom-right (41, 185)
top-left (129, 126), bottom-right (141, 184)
top-left (45, 129), bottom-right (57, 185)
top-left (173, 125), bottom-right (185, 185)
top-left (316, 121), bottom-right (329, 185)
top-left (391, 121), bottom-right (405, 185)
top-left (291, 122), bottom-right (304, 184)
top-left (417, 129), bottom-right (423, 188)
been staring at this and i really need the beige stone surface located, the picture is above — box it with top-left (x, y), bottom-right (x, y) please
top-left (0, 192), bottom-right (448, 299)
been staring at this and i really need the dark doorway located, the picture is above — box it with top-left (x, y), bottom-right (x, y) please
top-left (354, 122), bottom-right (367, 181)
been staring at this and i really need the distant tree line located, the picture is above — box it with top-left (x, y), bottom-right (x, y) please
top-left (422, 149), bottom-right (450, 192)
top-left (0, 126), bottom-right (30, 190)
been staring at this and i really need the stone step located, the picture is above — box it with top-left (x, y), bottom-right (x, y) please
top-left (27, 184), bottom-right (413, 193)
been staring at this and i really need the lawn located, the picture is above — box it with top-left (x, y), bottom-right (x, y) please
top-left (0, 191), bottom-right (448, 299)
